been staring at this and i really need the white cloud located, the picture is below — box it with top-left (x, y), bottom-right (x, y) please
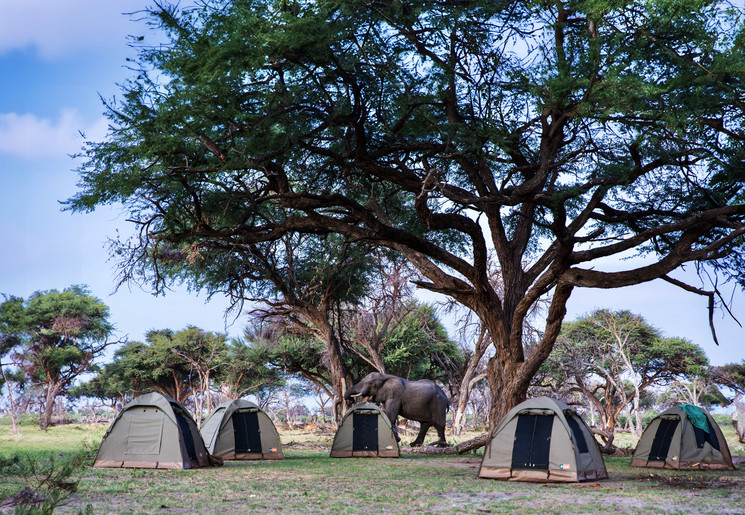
top-left (0, 110), bottom-right (108, 159)
top-left (0, 0), bottom-right (149, 59)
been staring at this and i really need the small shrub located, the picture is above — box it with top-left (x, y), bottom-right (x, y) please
top-left (0, 445), bottom-right (95, 514)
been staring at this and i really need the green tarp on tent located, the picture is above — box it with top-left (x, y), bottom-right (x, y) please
top-left (631, 405), bottom-right (733, 470)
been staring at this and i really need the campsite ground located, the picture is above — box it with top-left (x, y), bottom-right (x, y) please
top-left (1, 418), bottom-right (744, 514)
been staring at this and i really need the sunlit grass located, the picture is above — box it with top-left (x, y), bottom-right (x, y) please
top-left (0, 422), bottom-right (106, 459)
top-left (0, 418), bottom-right (743, 513)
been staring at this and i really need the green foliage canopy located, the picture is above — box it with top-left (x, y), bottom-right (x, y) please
top-left (252, 301), bottom-right (463, 392)
top-left (548, 309), bottom-right (709, 389)
top-left (68, 0), bottom-right (745, 417)
top-left (0, 286), bottom-right (115, 428)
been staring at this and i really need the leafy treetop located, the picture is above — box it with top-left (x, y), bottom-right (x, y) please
top-left (68, 0), bottom-right (745, 420)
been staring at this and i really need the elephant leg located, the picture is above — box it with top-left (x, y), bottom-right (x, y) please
top-left (384, 399), bottom-right (402, 442)
top-left (411, 423), bottom-right (431, 447)
top-left (434, 423), bottom-right (448, 447)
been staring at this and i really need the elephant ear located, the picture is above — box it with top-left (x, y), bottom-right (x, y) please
top-left (382, 376), bottom-right (403, 394)
top-left (372, 375), bottom-right (387, 390)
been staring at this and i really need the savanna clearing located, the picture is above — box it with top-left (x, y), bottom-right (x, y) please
top-left (1, 420), bottom-right (745, 514)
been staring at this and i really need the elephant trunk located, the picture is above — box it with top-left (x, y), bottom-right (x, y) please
top-left (345, 386), bottom-right (369, 403)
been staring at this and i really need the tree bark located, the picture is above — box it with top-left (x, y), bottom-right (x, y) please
top-left (485, 356), bottom-right (530, 429)
top-left (40, 381), bottom-right (61, 430)
top-left (0, 363), bottom-right (20, 434)
top-left (319, 326), bottom-right (349, 424)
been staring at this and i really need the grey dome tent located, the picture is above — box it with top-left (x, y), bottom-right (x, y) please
top-left (200, 399), bottom-right (284, 460)
top-left (479, 397), bottom-right (608, 483)
top-left (631, 404), bottom-right (734, 470)
top-left (330, 402), bottom-right (399, 458)
top-left (94, 392), bottom-right (213, 470)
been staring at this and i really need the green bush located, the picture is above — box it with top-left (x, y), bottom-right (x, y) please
top-left (0, 445), bottom-right (95, 514)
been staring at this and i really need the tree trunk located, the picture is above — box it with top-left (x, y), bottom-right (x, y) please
top-left (0, 364), bottom-right (20, 434)
top-left (732, 393), bottom-right (745, 444)
top-left (40, 381), bottom-right (61, 430)
top-left (485, 356), bottom-right (530, 430)
top-left (453, 369), bottom-right (486, 435)
top-left (324, 331), bottom-right (349, 424)
top-left (479, 280), bottom-right (574, 430)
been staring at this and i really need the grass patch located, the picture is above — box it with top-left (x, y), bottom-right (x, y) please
top-left (0, 420), bottom-right (743, 513)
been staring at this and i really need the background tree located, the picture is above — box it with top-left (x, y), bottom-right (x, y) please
top-left (0, 297), bottom-right (24, 433)
top-left (99, 332), bottom-right (195, 405)
top-left (167, 326), bottom-right (228, 424)
top-left (250, 305), bottom-right (463, 403)
top-left (163, 228), bottom-right (374, 423)
top-left (711, 361), bottom-right (745, 443)
top-left (344, 256), bottom-right (417, 374)
top-left (0, 286), bottom-right (116, 429)
top-left (70, 362), bottom-right (134, 414)
top-left (371, 303), bottom-right (463, 385)
top-left (212, 338), bottom-right (282, 401)
top-left (69, 0), bottom-right (745, 425)
top-left (253, 323), bottom-right (332, 399)
top-left (544, 309), bottom-right (708, 450)
top-left (661, 370), bottom-right (728, 408)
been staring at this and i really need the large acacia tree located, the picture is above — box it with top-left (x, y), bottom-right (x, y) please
top-left (70, 0), bottom-right (745, 424)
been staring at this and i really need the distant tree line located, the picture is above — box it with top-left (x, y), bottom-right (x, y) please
top-left (3, 285), bottom-right (745, 451)
top-left (0, 283), bottom-right (469, 430)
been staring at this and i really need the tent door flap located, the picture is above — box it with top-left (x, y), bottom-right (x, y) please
top-left (511, 414), bottom-right (553, 470)
top-left (649, 417), bottom-right (679, 461)
top-left (233, 411), bottom-right (262, 454)
top-left (174, 410), bottom-right (198, 461)
top-left (352, 413), bottom-right (379, 452)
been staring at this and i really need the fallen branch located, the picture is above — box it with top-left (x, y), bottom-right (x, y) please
top-left (402, 432), bottom-right (490, 455)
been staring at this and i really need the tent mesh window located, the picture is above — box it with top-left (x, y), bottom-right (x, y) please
top-left (352, 413), bottom-right (379, 452)
top-left (649, 417), bottom-right (679, 461)
top-left (511, 414), bottom-right (554, 470)
top-left (233, 411), bottom-right (262, 454)
top-left (565, 415), bottom-right (589, 454)
top-left (174, 409), bottom-right (198, 461)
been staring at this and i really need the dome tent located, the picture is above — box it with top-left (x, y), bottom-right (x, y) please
top-left (200, 399), bottom-right (284, 460)
top-left (631, 404), bottom-right (734, 470)
top-left (330, 402), bottom-right (399, 458)
top-left (94, 392), bottom-right (214, 470)
top-left (478, 396), bottom-right (607, 483)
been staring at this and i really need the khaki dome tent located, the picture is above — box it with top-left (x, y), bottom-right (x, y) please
top-left (94, 392), bottom-right (212, 470)
top-left (631, 404), bottom-right (734, 470)
top-left (330, 402), bottom-right (399, 458)
top-left (200, 399), bottom-right (284, 460)
top-left (479, 396), bottom-right (608, 483)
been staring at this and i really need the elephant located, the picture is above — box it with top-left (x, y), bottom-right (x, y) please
top-left (345, 372), bottom-right (449, 447)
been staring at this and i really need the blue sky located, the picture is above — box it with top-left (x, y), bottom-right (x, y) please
top-left (0, 1), bottom-right (743, 367)
top-left (0, 1), bottom-right (238, 347)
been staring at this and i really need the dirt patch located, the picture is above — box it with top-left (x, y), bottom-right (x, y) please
top-left (281, 440), bottom-right (330, 451)
top-left (1, 487), bottom-right (45, 509)
top-left (637, 473), bottom-right (745, 490)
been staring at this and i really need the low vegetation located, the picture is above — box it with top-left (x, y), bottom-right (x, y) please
top-left (1, 418), bottom-right (744, 513)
